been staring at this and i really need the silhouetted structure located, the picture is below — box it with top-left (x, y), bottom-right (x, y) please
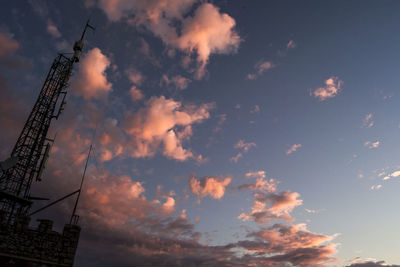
top-left (0, 21), bottom-right (94, 266)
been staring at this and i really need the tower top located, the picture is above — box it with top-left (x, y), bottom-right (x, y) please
top-left (73, 20), bottom-right (95, 62)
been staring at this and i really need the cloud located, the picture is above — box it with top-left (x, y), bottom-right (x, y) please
top-left (71, 47), bottom-right (112, 99)
top-left (95, 1), bottom-right (240, 79)
top-left (250, 104), bottom-right (260, 114)
top-left (229, 223), bottom-right (338, 267)
top-left (286, 144), bottom-right (302, 155)
top-left (161, 74), bottom-right (191, 90)
top-left (174, 3), bottom-right (241, 79)
top-left (247, 60), bottom-right (274, 80)
top-left (126, 68), bottom-right (144, 85)
top-left (189, 174), bottom-right (231, 200)
top-left (312, 76), bottom-right (343, 101)
top-left (287, 40), bottom-right (296, 49)
top-left (370, 184), bottom-right (382, 190)
top-left (130, 86), bottom-right (144, 101)
top-left (239, 191), bottom-right (303, 223)
top-left (230, 152), bottom-right (243, 163)
top-left (46, 19), bottom-right (62, 38)
top-left (346, 261), bottom-right (400, 267)
top-left (0, 31), bottom-right (20, 58)
top-left (364, 140), bottom-right (380, 149)
top-left (122, 96), bottom-right (213, 161)
top-left (235, 140), bottom-right (256, 153)
top-left (239, 171), bottom-right (278, 193)
top-left (362, 113), bottom-right (374, 128)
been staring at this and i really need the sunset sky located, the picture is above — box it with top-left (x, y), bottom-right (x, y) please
top-left (1, 1), bottom-right (400, 266)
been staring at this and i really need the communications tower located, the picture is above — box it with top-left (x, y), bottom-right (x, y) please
top-left (0, 22), bottom-right (94, 224)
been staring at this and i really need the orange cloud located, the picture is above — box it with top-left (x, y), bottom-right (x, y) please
top-left (71, 47), bottom-right (112, 99)
top-left (189, 174), bottom-right (231, 200)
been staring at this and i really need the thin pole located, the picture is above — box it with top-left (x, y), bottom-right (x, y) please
top-left (69, 124), bottom-right (97, 224)
top-left (29, 189), bottom-right (79, 216)
top-left (69, 144), bottom-right (92, 224)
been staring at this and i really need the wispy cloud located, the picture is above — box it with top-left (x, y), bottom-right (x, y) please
top-left (46, 19), bottom-right (62, 38)
top-left (364, 140), bottom-right (380, 149)
top-left (286, 144), bottom-right (302, 155)
top-left (370, 184), bottom-right (382, 190)
top-left (312, 76), bottom-right (343, 101)
top-left (362, 113), bottom-right (374, 128)
top-left (235, 139), bottom-right (256, 152)
top-left (247, 60), bottom-right (275, 80)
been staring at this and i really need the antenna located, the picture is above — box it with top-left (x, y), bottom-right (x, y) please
top-left (73, 19), bottom-right (95, 62)
top-left (69, 126), bottom-right (97, 224)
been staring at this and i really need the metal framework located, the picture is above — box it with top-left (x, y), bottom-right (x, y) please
top-left (0, 21), bottom-right (94, 225)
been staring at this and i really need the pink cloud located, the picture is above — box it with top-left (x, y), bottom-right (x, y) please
top-left (46, 19), bottom-right (62, 38)
top-left (71, 47), bottom-right (112, 99)
top-left (161, 74), bottom-right (191, 90)
top-left (122, 96), bottom-right (213, 161)
top-left (247, 60), bottom-right (274, 80)
top-left (287, 40), bottom-right (296, 49)
top-left (312, 76), bottom-right (343, 101)
top-left (364, 140), bottom-right (380, 149)
top-left (239, 171), bottom-right (278, 193)
top-left (130, 86), bottom-right (144, 101)
top-left (362, 113), bottom-right (374, 128)
top-left (286, 143), bottom-right (302, 155)
top-left (189, 174), bottom-right (231, 200)
top-left (239, 191), bottom-right (303, 223)
top-left (230, 152), bottom-right (243, 163)
top-left (95, 1), bottom-right (240, 79)
top-left (0, 31), bottom-right (19, 58)
top-left (175, 3), bottom-right (240, 79)
top-left (235, 139), bottom-right (256, 152)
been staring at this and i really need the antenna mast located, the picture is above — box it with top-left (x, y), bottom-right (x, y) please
top-left (0, 21), bottom-right (94, 225)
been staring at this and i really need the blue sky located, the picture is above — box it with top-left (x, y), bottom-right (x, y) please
top-left (1, 1), bottom-right (400, 266)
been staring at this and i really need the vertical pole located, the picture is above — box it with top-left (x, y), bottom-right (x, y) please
top-left (69, 143), bottom-right (92, 224)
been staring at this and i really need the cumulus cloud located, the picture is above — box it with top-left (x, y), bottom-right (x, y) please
top-left (189, 174), bottom-right (231, 200)
top-left (71, 47), bottom-right (112, 99)
top-left (362, 113), bottom-right (374, 128)
top-left (239, 191), bottom-right (303, 223)
top-left (239, 171), bottom-right (278, 193)
top-left (286, 143), bottom-right (302, 155)
top-left (364, 140), bottom-right (380, 149)
top-left (161, 74), bottom-right (191, 90)
top-left (46, 19), bottom-right (62, 38)
top-left (312, 76), bottom-right (343, 101)
top-left (123, 96), bottom-right (213, 161)
top-left (0, 31), bottom-right (19, 58)
top-left (94, 1), bottom-right (240, 79)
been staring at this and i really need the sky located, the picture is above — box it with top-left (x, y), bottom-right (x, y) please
top-left (1, 0), bottom-right (400, 266)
